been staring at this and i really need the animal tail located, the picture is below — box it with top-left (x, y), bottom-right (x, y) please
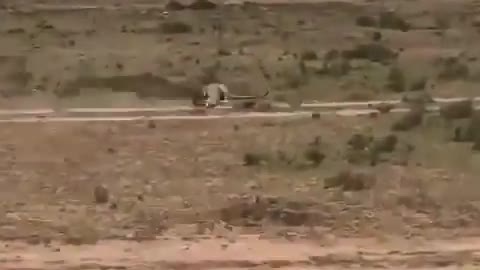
top-left (228, 89), bottom-right (270, 100)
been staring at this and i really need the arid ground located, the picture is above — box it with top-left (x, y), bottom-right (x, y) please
top-left (2, 0), bottom-right (480, 269)
top-left (2, 0), bottom-right (480, 107)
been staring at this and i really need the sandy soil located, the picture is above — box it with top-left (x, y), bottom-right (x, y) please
top-left (3, 236), bottom-right (480, 269)
top-left (2, 0), bottom-right (480, 269)
top-left (0, 112), bottom-right (480, 268)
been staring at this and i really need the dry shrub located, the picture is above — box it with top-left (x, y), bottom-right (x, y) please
top-left (473, 136), bottom-right (480, 151)
top-left (342, 43), bottom-right (397, 64)
top-left (440, 99), bottom-right (473, 120)
top-left (232, 101), bottom-right (256, 110)
top-left (300, 50), bottom-right (318, 61)
top-left (373, 134), bottom-right (398, 153)
top-left (189, 0), bottom-right (217, 9)
top-left (6, 28), bottom-right (25, 34)
top-left (356, 15), bottom-right (377, 27)
top-left (472, 16), bottom-right (480, 28)
top-left (372, 31), bottom-right (382, 41)
top-left (93, 185), bottom-right (109, 204)
top-left (378, 11), bottom-right (410, 31)
top-left (311, 112), bottom-right (321, 119)
top-left (386, 65), bottom-right (406, 92)
top-left (165, 0), bottom-right (186, 10)
top-left (347, 133), bottom-right (372, 150)
top-left (466, 112), bottom-right (480, 142)
top-left (303, 147), bottom-right (325, 166)
top-left (243, 152), bottom-right (267, 166)
top-left (324, 169), bottom-right (376, 191)
top-left (391, 108), bottom-right (424, 131)
top-left (191, 90), bottom-right (206, 106)
top-left (437, 57), bottom-right (469, 80)
top-left (410, 76), bottom-right (428, 91)
top-left (36, 19), bottom-right (54, 30)
top-left (160, 21), bottom-right (193, 34)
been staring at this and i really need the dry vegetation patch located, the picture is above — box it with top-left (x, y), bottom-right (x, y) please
top-left (0, 113), bottom-right (477, 241)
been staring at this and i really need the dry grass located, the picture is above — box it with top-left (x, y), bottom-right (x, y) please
top-left (2, 0), bottom-right (480, 244)
top-left (0, 113), bottom-right (479, 242)
top-left (1, 0), bottom-right (480, 104)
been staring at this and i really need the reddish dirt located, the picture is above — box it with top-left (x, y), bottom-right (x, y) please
top-left (2, 0), bottom-right (480, 268)
top-left (0, 114), bottom-right (479, 268)
top-left (2, 236), bottom-right (480, 269)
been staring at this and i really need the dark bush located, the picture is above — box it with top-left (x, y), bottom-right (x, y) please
top-left (304, 147), bottom-right (325, 166)
top-left (378, 11), bottom-right (410, 31)
top-left (347, 133), bottom-right (372, 150)
top-left (374, 134), bottom-right (398, 153)
top-left (300, 50), bottom-right (318, 60)
top-left (356, 15), bottom-right (377, 27)
top-left (438, 57), bottom-right (469, 80)
top-left (189, 0), bottom-right (217, 10)
top-left (165, 0), bottom-right (186, 10)
top-left (160, 21), bottom-right (193, 34)
top-left (243, 152), bottom-right (267, 166)
top-left (342, 43), bottom-right (397, 64)
top-left (410, 76), bottom-right (428, 91)
top-left (386, 65), bottom-right (406, 92)
top-left (391, 108), bottom-right (423, 131)
top-left (440, 99), bottom-right (473, 120)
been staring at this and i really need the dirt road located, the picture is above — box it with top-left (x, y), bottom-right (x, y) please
top-left (2, 236), bottom-right (480, 270)
top-left (0, 96), bottom-right (477, 122)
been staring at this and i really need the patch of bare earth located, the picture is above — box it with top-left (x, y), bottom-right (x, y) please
top-left (2, 236), bottom-right (480, 269)
top-left (0, 112), bottom-right (479, 268)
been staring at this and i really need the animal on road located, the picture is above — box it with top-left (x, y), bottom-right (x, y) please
top-left (192, 83), bottom-right (270, 109)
